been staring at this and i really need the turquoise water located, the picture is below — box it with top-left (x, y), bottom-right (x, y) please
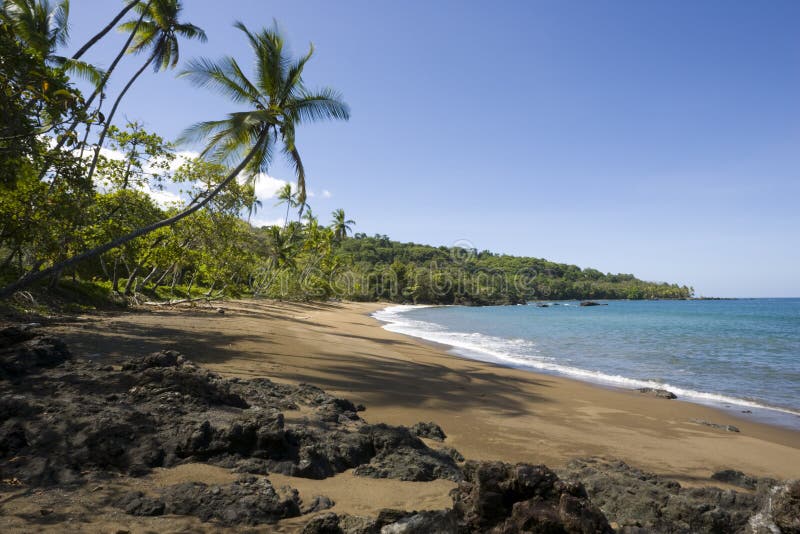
top-left (373, 299), bottom-right (800, 429)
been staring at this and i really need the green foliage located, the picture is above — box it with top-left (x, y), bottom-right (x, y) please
top-left (332, 235), bottom-right (694, 304)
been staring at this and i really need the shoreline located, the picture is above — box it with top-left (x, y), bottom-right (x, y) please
top-left (48, 299), bottom-right (800, 480)
top-left (370, 303), bottom-right (800, 431)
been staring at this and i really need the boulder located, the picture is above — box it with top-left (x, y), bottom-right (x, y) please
top-left (771, 480), bottom-right (800, 533)
top-left (636, 387), bottom-right (677, 399)
top-left (451, 460), bottom-right (612, 533)
top-left (411, 421), bottom-right (447, 441)
top-left (560, 458), bottom-right (763, 533)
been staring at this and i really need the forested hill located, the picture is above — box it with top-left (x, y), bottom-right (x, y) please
top-left (334, 234), bottom-right (693, 305)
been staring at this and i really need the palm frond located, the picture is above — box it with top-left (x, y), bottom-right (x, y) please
top-left (179, 56), bottom-right (260, 105)
top-left (55, 56), bottom-right (105, 86)
top-left (288, 88), bottom-right (350, 123)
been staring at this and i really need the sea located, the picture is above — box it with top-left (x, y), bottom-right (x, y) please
top-left (372, 298), bottom-right (800, 430)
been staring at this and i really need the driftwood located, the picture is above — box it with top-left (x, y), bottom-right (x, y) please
top-left (141, 293), bottom-right (225, 307)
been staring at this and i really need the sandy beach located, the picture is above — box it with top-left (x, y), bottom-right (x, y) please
top-left (51, 299), bottom-right (800, 485)
top-left (2, 298), bottom-right (799, 532)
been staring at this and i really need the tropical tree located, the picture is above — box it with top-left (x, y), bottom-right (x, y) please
top-left (274, 182), bottom-right (297, 229)
top-left (0, 20), bottom-right (349, 297)
top-left (85, 0), bottom-right (206, 183)
top-left (1, 0), bottom-right (101, 84)
top-left (179, 21), bottom-right (349, 208)
top-left (331, 208), bottom-right (354, 242)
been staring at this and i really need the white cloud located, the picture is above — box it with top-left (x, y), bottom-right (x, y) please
top-left (322, 190), bottom-right (332, 198)
top-left (139, 184), bottom-right (182, 208)
top-left (144, 150), bottom-right (199, 175)
top-left (243, 172), bottom-right (290, 202)
top-left (248, 216), bottom-right (285, 228)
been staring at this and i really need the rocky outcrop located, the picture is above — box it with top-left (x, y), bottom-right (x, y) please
top-left (635, 387), bottom-right (677, 399)
top-left (0, 325), bottom-right (70, 379)
top-left (579, 301), bottom-right (607, 307)
top-left (769, 480), bottom-right (800, 533)
top-left (302, 509), bottom-right (458, 534)
top-left (0, 332), bottom-right (459, 488)
top-left (353, 424), bottom-right (461, 482)
top-left (412, 421), bottom-right (447, 441)
top-left (451, 460), bottom-right (613, 533)
top-left (690, 418), bottom-right (740, 433)
top-left (116, 475), bottom-right (302, 525)
top-left (559, 458), bottom-right (771, 533)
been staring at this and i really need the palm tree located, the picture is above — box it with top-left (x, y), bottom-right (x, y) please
top-left (85, 0), bottom-right (206, 183)
top-left (0, 20), bottom-right (349, 298)
top-left (179, 21), bottom-right (349, 209)
top-left (331, 208), bottom-right (355, 241)
top-left (2, 0), bottom-right (102, 86)
top-left (274, 183), bottom-right (297, 229)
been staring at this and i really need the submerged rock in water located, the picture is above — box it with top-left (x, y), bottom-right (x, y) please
top-left (636, 387), bottom-right (678, 399)
top-left (580, 301), bottom-right (607, 307)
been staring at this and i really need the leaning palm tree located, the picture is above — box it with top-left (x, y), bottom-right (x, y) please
top-left (179, 21), bottom-right (349, 209)
top-left (71, 0), bottom-right (139, 60)
top-left (0, 20), bottom-right (349, 298)
top-left (85, 0), bottom-right (206, 182)
top-left (331, 208), bottom-right (355, 241)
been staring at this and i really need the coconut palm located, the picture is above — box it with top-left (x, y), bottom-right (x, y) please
top-left (86, 0), bottom-right (206, 182)
top-left (179, 21), bottom-right (349, 209)
top-left (0, 20), bottom-right (349, 298)
top-left (331, 208), bottom-right (355, 241)
top-left (2, 0), bottom-right (102, 85)
top-left (274, 183), bottom-right (297, 229)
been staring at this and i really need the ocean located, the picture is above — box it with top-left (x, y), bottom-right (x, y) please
top-left (372, 298), bottom-right (800, 430)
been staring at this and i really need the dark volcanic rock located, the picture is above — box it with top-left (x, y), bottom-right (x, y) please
top-left (303, 512), bottom-right (342, 533)
top-left (690, 418), bottom-right (740, 433)
top-left (0, 332), bottom-right (461, 489)
top-left (0, 326), bottom-right (70, 379)
top-left (560, 458), bottom-right (764, 533)
top-left (636, 387), bottom-right (678, 399)
top-left (579, 301), bottom-right (607, 307)
top-left (411, 421), bottom-right (447, 441)
top-left (451, 460), bottom-right (612, 533)
top-left (119, 476), bottom-right (301, 525)
top-left (303, 509), bottom-right (458, 534)
top-left (116, 491), bottom-right (166, 516)
top-left (711, 469), bottom-right (759, 490)
top-left (301, 494), bottom-right (335, 514)
top-left (353, 424), bottom-right (461, 482)
top-left (771, 480), bottom-right (800, 533)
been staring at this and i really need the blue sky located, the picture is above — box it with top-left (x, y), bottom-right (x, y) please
top-left (66, 1), bottom-right (800, 297)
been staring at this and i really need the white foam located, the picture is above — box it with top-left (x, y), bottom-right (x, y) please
top-left (372, 305), bottom-right (800, 418)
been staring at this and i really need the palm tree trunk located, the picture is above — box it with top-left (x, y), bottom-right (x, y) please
top-left (71, 1), bottom-right (139, 60)
top-left (40, 2), bottom-right (151, 184)
top-left (86, 50), bottom-right (157, 184)
top-left (0, 130), bottom-right (268, 298)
